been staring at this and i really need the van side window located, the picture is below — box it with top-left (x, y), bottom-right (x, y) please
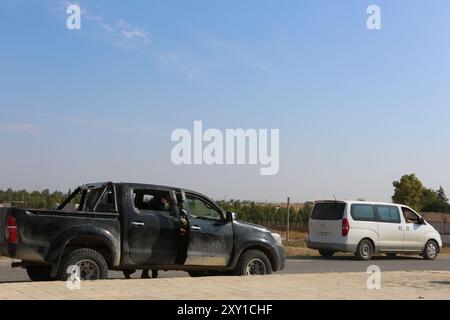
top-left (402, 207), bottom-right (420, 224)
top-left (133, 189), bottom-right (172, 215)
top-left (376, 206), bottom-right (400, 224)
top-left (351, 204), bottom-right (376, 221)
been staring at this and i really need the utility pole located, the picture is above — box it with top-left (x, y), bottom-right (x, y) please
top-left (286, 197), bottom-right (290, 242)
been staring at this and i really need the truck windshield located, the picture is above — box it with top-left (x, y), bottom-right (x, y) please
top-left (310, 203), bottom-right (346, 220)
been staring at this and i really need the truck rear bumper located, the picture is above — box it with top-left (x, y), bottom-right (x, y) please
top-left (306, 241), bottom-right (357, 252)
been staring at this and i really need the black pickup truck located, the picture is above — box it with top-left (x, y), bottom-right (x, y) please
top-left (0, 182), bottom-right (285, 281)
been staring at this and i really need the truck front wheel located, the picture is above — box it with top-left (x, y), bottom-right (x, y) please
top-left (234, 250), bottom-right (273, 276)
top-left (26, 266), bottom-right (55, 282)
top-left (58, 248), bottom-right (108, 281)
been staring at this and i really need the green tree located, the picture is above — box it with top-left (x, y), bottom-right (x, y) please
top-left (437, 186), bottom-right (450, 211)
top-left (422, 188), bottom-right (441, 212)
top-left (392, 174), bottom-right (424, 211)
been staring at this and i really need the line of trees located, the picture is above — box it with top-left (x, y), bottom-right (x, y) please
top-left (217, 200), bottom-right (312, 228)
top-left (0, 189), bottom-right (67, 209)
top-left (1, 174), bottom-right (448, 227)
top-left (392, 174), bottom-right (450, 212)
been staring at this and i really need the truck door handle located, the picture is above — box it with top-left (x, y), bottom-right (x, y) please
top-left (191, 225), bottom-right (201, 231)
top-left (131, 221), bottom-right (145, 226)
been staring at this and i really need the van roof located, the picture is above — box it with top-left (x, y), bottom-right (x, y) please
top-left (314, 200), bottom-right (404, 207)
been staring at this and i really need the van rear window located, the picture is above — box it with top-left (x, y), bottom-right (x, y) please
top-left (311, 203), bottom-right (346, 220)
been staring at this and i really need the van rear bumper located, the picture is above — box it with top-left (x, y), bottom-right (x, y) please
top-left (306, 241), bottom-right (357, 253)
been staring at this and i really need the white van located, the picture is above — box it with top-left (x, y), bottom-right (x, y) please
top-left (307, 200), bottom-right (442, 260)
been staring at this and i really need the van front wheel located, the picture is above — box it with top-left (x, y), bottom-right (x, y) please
top-left (355, 239), bottom-right (373, 260)
top-left (423, 240), bottom-right (438, 260)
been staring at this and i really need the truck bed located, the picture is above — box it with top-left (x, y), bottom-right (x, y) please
top-left (0, 207), bottom-right (121, 266)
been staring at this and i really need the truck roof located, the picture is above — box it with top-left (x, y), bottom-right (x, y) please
top-left (82, 182), bottom-right (202, 196)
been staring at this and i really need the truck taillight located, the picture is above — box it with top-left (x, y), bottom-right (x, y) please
top-left (342, 218), bottom-right (350, 237)
top-left (6, 215), bottom-right (19, 244)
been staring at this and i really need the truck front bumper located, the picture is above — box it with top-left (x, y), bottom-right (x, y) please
top-left (275, 245), bottom-right (286, 271)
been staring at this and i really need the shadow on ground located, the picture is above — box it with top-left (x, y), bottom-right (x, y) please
top-left (289, 255), bottom-right (425, 261)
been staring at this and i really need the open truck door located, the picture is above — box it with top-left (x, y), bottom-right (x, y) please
top-left (178, 191), bottom-right (234, 267)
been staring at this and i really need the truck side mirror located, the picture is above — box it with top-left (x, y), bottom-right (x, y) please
top-left (226, 211), bottom-right (235, 222)
top-left (418, 217), bottom-right (425, 225)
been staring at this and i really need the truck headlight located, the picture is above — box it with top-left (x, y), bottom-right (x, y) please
top-left (271, 233), bottom-right (283, 246)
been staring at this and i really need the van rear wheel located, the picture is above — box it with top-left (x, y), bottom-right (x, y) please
top-left (355, 239), bottom-right (373, 260)
top-left (318, 250), bottom-right (335, 258)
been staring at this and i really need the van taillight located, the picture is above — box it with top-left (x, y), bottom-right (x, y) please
top-left (6, 215), bottom-right (19, 244)
top-left (342, 218), bottom-right (350, 237)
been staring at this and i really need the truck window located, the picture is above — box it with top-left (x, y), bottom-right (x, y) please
top-left (133, 189), bottom-right (171, 214)
top-left (184, 194), bottom-right (222, 221)
top-left (94, 188), bottom-right (115, 213)
top-left (82, 188), bottom-right (104, 212)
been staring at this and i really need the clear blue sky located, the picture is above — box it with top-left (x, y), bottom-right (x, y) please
top-left (1, 0), bottom-right (450, 202)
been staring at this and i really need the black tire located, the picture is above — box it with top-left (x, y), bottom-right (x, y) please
top-left (234, 250), bottom-right (273, 276)
top-left (58, 248), bottom-right (108, 281)
top-left (26, 266), bottom-right (55, 282)
top-left (318, 250), bottom-right (335, 258)
top-left (385, 253), bottom-right (397, 258)
top-left (423, 240), bottom-right (439, 260)
top-left (355, 239), bottom-right (374, 261)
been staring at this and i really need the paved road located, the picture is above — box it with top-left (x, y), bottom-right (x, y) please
top-left (1, 255), bottom-right (449, 283)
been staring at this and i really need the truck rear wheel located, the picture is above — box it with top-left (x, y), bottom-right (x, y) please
top-left (58, 248), bottom-right (108, 281)
top-left (26, 266), bottom-right (55, 282)
top-left (234, 250), bottom-right (273, 276)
